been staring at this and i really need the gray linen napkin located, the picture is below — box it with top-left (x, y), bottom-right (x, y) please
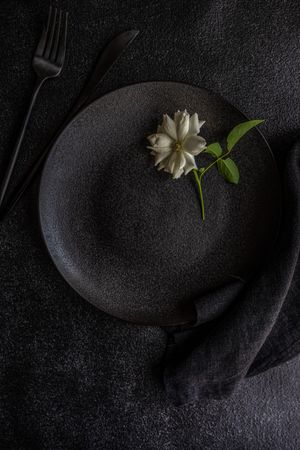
top-left (162, 140), bottom-right (300, 404)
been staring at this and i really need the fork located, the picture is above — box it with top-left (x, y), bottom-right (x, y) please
top-left (0, 6), bottom-right (68, 210)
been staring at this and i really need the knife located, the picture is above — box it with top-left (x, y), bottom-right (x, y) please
top-left (0, 30), bottom-right (139, 220)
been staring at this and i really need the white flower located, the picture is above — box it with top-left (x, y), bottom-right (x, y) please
top-left (147, 110), bottom-right (206, 179)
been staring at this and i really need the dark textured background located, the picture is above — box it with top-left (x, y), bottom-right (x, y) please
top-left (0, 0), bottom-right (300, 448)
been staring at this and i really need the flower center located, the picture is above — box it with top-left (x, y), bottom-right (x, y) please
top-left (174, 141), bottom-right (183, 152)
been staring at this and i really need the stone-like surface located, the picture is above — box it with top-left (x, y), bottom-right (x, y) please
top-left (0, 0), bottom-right (299, 448)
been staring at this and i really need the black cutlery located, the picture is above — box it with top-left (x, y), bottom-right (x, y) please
top-left (0, 29), bottom-right (139, 220)
top-left (0, 6), bottom-right (68, 211)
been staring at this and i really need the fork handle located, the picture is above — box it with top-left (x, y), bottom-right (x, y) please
top-left (0, 78), bottom-right (45, 210)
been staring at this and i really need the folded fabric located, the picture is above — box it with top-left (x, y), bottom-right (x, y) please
top-left (162, 140), bottom-right (300, 405)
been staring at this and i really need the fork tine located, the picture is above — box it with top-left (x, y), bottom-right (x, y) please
top-left (45, 5), bottom-right (52, 32)
top-left (50, 9), bottom-right (62, 61)
top-left (35, 6), bottom-right (52, 57)
top-left (35, 27), bottom-right (47, 57)
top-left (56, 12), bottom-right (68, 66)
top-left (44, 7), bottom-right (57, 59)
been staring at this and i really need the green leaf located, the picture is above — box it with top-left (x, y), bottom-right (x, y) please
top-left (217, 158), bottom-right (240, 184)
top-left (227, 119), bottom-right (264, 151)
top-left (205, 142), bottom-right (223, 158)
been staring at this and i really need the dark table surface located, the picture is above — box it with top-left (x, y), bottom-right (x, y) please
top-left (0, 1), bottom-right (300, 448)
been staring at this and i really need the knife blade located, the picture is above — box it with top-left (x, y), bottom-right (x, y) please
top-left (1, 30), bottom-right (139, 220)
top-left (70, 30), bottom-right (139, 115)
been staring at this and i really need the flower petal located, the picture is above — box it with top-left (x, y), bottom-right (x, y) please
top-left (164, 152), bottom-right (177, 174)
top-left (163, 114), bottom-right (177, 140)
top-left (148, 147), bottom-right (173, 158)
top-left (147, 133), bottom-right (174, 148)
top-left (183, 152), bottom-right (197, 174)
top-left (157, 161), bottom-right (166, 171)
top-left (147, 145), bottom-right (173, 153)
top-left (184, 135), bottom-right (207, 155)
top-left (172, 152), bottom-right (186, 178)
top-left (154, 150), bottom-right (172, 166)
top-left (147, 134), bottom-right (157, 146)
top-left (174, 110), bottom-right (187, 127)
top-left (177, 112), bottom-right (190, 142)
top-left (173, 168), bottom-right (184, 179)
top-left (187, 113), bottom-right (205, 136)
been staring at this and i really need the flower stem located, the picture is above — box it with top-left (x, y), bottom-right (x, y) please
top-left (193, 169), bottom-right (205, 220)
top-left (193, 148), bottom-right (232, 221)
top-left (200, 149), bottom-right (231, 177)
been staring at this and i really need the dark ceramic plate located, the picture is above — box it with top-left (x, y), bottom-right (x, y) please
top-left (39, 82), bottom-right (281, 326)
